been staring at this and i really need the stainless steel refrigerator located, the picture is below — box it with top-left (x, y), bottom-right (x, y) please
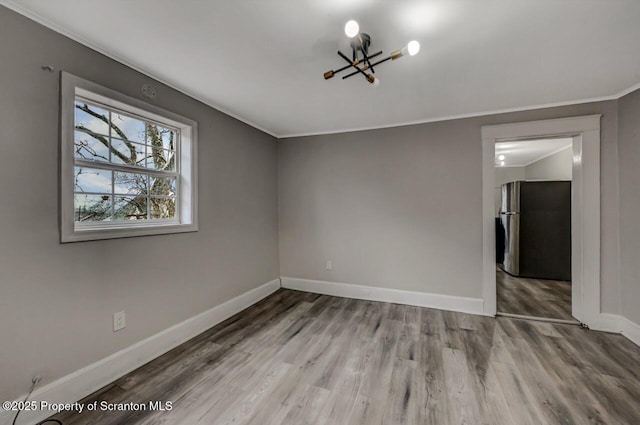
top-left (499, 181), bottom-right (571, 281)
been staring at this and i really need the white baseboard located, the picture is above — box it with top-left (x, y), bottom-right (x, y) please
top-left (280, 276), bottom-right (486, 316)
top-left (591, 313), bottom-right (640, 347)
top-left (1, 278), bottom-right (280, 425)
top-left (590, 313), bottom-right (622, 333)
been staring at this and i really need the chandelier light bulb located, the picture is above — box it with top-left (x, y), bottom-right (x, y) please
top-left (373, 77), bottom-right (381, 88)
top-left (345, 20), bottom-right (359, 38)
top-left (498, 154), bottom-right (505, 160)
top-left (407, 40), bottom-right (420, 56)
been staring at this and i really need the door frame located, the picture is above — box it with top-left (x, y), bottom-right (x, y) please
top-left (481, 115), bottom-right (602, 326)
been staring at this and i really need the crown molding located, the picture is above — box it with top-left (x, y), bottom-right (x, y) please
top-left (280, 96), bottom-right (618, 138)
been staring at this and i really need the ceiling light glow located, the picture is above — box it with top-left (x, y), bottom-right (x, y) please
top-left (498, 155), bottom-right (505, 160)
top-left (500, 161), bottom-right (505, 166)
top-left (345, 20), bottom-right (359, 38)
top-left (395, 2), bottom-right (446, 34)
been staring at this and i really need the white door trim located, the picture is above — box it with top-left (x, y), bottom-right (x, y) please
top-left (481, 115), bottom-right (602, 326)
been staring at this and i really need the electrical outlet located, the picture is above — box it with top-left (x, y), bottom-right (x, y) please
top-left (113, 311), bottom-right (126, 332)
top-left (326, 260), bottom-right (333, 270)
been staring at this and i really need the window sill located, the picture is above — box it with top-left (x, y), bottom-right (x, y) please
top-left (61, 222), bottom-right (198, 243)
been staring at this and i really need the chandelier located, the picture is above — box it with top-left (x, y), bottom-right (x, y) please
top-left (323, 20), bottom-right (420, 86)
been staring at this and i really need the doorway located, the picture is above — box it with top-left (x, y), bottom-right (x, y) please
top-left (494, 138), bottom-right (574, 322)
top-left (481, 115), bottom-right (602, 328)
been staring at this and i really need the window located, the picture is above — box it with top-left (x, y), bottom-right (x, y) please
top-left (60, 73), bottom-right (197, 242)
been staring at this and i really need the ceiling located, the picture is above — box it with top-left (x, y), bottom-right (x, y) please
top-left (4, 0), bottom-right (640, 138)
top-left (495, 138), bottom-right (573, 167)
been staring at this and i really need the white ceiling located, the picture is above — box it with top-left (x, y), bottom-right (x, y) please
top-left (495, 138), bottom-right (573, 167)
top-left (4, 0), bottom-right (640, 137)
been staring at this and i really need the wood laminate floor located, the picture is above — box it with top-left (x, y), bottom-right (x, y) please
top-left (496, 267), bottom-right (574, 321)
top-left (49, 289), bottom-right (640, 425)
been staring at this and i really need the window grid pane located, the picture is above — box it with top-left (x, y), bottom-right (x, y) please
top-left (74, 194), bottom-right (112, 222)
top-left (74, 130), bottom-right (110, 163)
top-left (74, 167), bottom-right (112, 194)
top-left (74, 100), bottom-right (110, 137)
top-left (114, 195), bottom-right (148, 221)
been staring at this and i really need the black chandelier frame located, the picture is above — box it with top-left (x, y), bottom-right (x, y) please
top-left (324, 33), bottom-right (404, 84)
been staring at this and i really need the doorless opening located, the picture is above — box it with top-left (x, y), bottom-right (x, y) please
top-left (481, 116), bottom-right (602, 327)
top-left (494, 138), bottom-right (575, 323)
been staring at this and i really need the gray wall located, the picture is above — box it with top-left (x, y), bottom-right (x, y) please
top-left (525, 147), bottom-right (573, 181)
top-left (617, 88), bottom-right (640, 325)
top-left (0, 7), bottom-right (279, 402)
top-left (279, 102), bottom-right (620, 309)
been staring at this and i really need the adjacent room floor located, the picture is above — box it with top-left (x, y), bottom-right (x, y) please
top-left (49, 289), bottom-right (640, 425)
top-left (496, 266), bottom-right (574, 322)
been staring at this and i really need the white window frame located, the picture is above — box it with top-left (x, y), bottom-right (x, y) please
top-left (60, 72), bottom-right (198, 242)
